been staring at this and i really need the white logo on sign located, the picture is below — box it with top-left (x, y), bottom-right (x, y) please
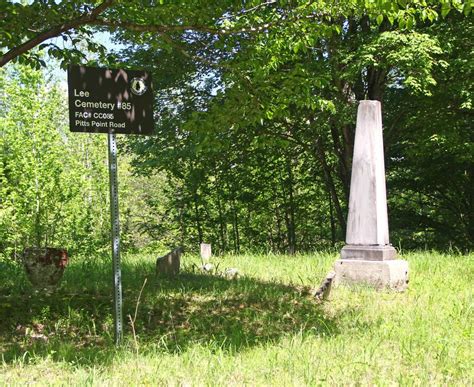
top-left (130, 77), bottom-right (147, 96)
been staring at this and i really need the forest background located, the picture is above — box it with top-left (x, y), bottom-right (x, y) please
top-left (0, 0), bottom-right (472, 259)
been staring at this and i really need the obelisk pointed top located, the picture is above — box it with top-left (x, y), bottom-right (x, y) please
top-left (346, 99), bottom-right (389, 246)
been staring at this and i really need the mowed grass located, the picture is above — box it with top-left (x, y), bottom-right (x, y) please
top-left (0, 251), bottom-right (472, 385)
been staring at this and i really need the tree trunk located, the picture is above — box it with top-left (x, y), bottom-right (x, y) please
top-left (328, 191), bottom-right (336, 247)
top-left (274, 200), bottom-right (283, 252)
top-left (330, 122), bottom-right (352, 202)
top-left (193, 193), bottom-right (203, 244)
top-left (314, 138), bottom-right (347, 235)
top-left (367, 68), bottom-right (387, 101)
top-left (231, 199), bottom-right (240, 253)
top-left (179, 202), bottom-right (186, 248)
top-left (285, 157), bottom-right (297, 254)
top-left (217, 194), bottom-right (227, 253)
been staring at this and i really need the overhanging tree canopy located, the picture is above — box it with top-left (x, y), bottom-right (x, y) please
top-left (1, 0), bottom-right (470, 68)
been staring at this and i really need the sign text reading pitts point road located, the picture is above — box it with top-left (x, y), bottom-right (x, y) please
top-left (68, 65), bottom-right (154, 135)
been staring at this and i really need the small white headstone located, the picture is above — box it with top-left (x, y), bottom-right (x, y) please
top-left (224, 268), bottom-right (239, 279)
top-left (200, 243), bottom-right (212, 261)
top-left (202, 263), bottom-right (214, 272)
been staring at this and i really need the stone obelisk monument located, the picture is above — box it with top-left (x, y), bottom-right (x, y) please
top-left (335, 100), bottom-right (408, 290)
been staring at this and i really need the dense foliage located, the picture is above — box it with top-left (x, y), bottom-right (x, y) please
top-left (0, 1), bottom-right (472, 254)
top-left (0, 67), bottom-right (169, 257)
top-left (119, 2), bottom-right (472, 252)
top-left (0, 67), bottom-right (108, 256)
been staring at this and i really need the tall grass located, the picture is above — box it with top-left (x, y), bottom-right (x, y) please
top-left (0, 251), bottom-right (472, 385)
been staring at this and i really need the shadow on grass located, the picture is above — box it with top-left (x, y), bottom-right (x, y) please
top-left (0, 256), bottom-right (341, 366)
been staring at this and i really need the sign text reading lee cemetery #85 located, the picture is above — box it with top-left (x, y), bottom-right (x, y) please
top-left (68, 65), bottom-right (154, 135)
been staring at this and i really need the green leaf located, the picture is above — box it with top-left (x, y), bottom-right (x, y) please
top-left (398, 17), bottom-right (406, 29)
top-left (441, 4), bottom-right (451, 18)
top-left (376, 14), bottom-right (384, 25)
top-left (427, 9), bottom-right (438, 22)
top-left (463, 2), bottom-right (471, 16)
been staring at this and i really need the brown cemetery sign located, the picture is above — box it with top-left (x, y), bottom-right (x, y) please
top-left (68, 65), bottom-right (154, 135)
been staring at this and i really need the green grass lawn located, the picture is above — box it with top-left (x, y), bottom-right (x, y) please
top-left (0, 251), bottom-right (472, 385)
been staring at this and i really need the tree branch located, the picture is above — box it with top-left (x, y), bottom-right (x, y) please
top-left (91, 7), bottom-right (326, 37)
top-left (0, 0), bottom-right (327, 68)
top-left (92, 19), bottom-right (221, 35)
top-left (238, 0), bottom-right (277, 15)
top-left (0, 0), bottom-right (114, 68)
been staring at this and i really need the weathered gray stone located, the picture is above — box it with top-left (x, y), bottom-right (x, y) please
top-left (345, 100), bottom-right (390, 246)
top-left (224, 267), bottom-right (239, 279)
top-left (313, 271), bottom-right (336, 301)
top-left (200, 243), bottom-right (212, 261)
top-left (201, 262), bottom-right (214, 272)
top-left (338, 100), bottom-right (409, 290)
top-left (341, 244), bottom-right (397, 261)
top-left (156, 247), bottom-right (183, 277)
top-left (22, 247), bottom-right (68, 291)
top-left (334, 259), bottom-right (409, 291)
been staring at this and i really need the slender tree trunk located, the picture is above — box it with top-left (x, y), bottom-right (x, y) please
top-left (268, 226), bottom-right (275, 252)
top-left (179, 201), bottom-right (186, 247)
top-left (285, 157), bottom-right (297, 254)
top-left (328, 191), bottom-right (336, 247)
top-left (314, 138), bottom-right (347, 235)
top-left (466, 167), bottom-right (474, 248)
top-left (279, 168), bottom-right (293, 254)
top-left (244, 204), bottom-right (250, 247)
top-left (193, 193), bottom-right (203, 244)
top-left (231, 199), bottom-right (240, 253)
top-left (330, 122), bottom-right (352, 202)
top-left (217, 194), bottom-right (226, 253)
top-left (283, 207), bottom-right (291, 254)
top-left (274, 200), bottom-right (283, 252)
top-left (367, 68), bottom-right (387, 101)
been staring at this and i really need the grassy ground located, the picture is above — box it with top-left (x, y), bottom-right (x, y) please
top-left (0, 251), bottom-right (472, 385)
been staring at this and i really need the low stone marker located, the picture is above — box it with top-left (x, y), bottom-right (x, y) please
top-left (313, 271), bottom-right (336, 301)
top-left (334, 100), bottom-right (409, 290)
top-left (200, 243), bottom-right (212, 262)
top-left (224, 267), bottom-right (239, 279)
top-left (156, 247), bottom-right (183, 277)
top-left (201, 262), bottom-right (214, 272)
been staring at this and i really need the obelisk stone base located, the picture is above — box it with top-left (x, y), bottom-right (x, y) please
top-left (341, 244), bottom-right (397, 261)
top-left (334, 258), bottom-right (409, 291)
